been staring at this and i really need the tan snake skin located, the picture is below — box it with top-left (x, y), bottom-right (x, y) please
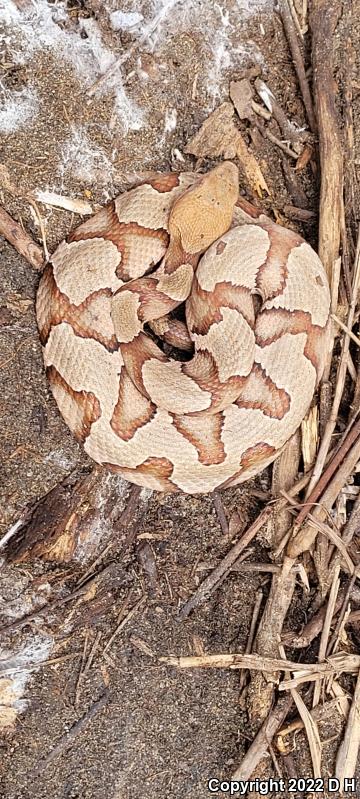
top-left (36, 163), bottom-right (330, 494)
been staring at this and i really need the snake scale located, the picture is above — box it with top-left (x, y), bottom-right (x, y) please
top-left (36, 162), bottom-right (330, 494)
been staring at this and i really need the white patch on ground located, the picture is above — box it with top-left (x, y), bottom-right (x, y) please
top-left (44, 449), bottom-right (77, 471)
top-left (60, 125), bottom-right (114, 187)
top-left (235, 0), bottom-right (272, 13)
top-left (112, 0), bottom-right (272, 105)
top-left (0, 1), bottom-right (144, 131)
top-left (79, 17), bottom-right (145, 132)
top-left (0, 569), bottom-right (51, 623)
top-left (0, 0), bottom-right (273, 124)
top-left (0, 636), bottom-right (53, 729)
top-left (72, 473), bottom-right (129, 563)
top-left (0, 85), bottom-right (38, 134)
top-left (164, 108), bottom-right (177, 134)
top-left (1, 0), bottom-right (273, 189)
top-left (71, 476), bottom-right (151, 566)
top-left (109, 10), bottom-right (144, 31)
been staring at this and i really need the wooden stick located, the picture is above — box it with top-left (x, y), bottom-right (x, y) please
top-left (328, 571), bottom-right (359, 656)
top-left (305, 232), bottom-right (360, 499)
top-left (180, 480), bottom-right (309, 617)
top-left (0, 205), bottom-right (44, 271)
top-left (306, 516), bottom-right (355, 574)
top-left (254, 78), bottom-right (311, 150)
top-left (288, 0), bottom-right (304, 38)
top-left (331, 313), bottom-right (360, 347)
top-left (310, 0), bottom-right (343, 285)
top-left (102, 595), bottom-right (147, 655)
top-left (282, 584), bottom-right (360, 649)
top-left (255, 120), bottom-right (299, 159)
top-left (162, 651), bottom-right (360, 675)
top-left (231, 695), bottom-right (293, 781)
top-left (239, 588), bottom-right (263, 691)
top-left (248, 559), bottom-right (296, 723)
top-left (288, 428), bottom-right (360, 558)
top-left (213, 492), bottom-right (229, 535)
top-left (278, 0), bottom-right (316, 133)
top-left (177, 505), bottom-right (273, 620)
top-left (283, 204), bottom-right (315, 221)
top-left (288, 413), bottom-right (360, 536)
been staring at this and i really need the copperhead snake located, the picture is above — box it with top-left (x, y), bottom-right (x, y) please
top-left (36, 162), bottom-right (330, 494)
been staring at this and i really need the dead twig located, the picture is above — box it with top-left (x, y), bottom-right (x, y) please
top-left (282, 584), bottom-right (360, 649)
top-left (288, 416), bottom-right (360, 559)
top-left (248, 434), bottom-right (301, 724)
top-left (102, 595), bottom-right (147, 656)
top-left (231, 562), bottom-right (280, 575)
top-left (306, 516), bottom-right (355, 574)
top-left (289, 415), bottom-right (360, 533)
top-left (239, 588), bottom-right (263, 692)
top-left (304, 231), bottom-right (360, 500)
top-left (283, 204), bottom-right (315, 221)
top-left (177, 505), bottom-right (273, 620)
top-left (162, 651), bottom-right (360, 675)
top-left (0, 205), bottom-right (44, 271)
top-left (74, 630), bottom-right (90, 708)
top-left (310, 0), bottom-right (344, 288)
top-left (28, 198), bottom-right (49, 262)
top-left (278, 0), bottom-right (317, 133)
top-left (331, 313), bottom-right (360, 348)
top-left (28, 690), bottom-right (110, 778)
top-left (248, 561), bottom-right (296, 723)
top-left (255, 120), bottom-right (299, 159)
top-left (327, 570), bottom-right (360, 656)
top-left (312, 569), bottom-right (340, 707)
top-left (212, 492), bottom-right (229, 535)
top-left (231, 695), bottom-right (293, 780)
top-left (254, 78), bottom-right (310, 152)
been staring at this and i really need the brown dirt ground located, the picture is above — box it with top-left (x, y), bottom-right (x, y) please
top-left (1, 2), bottom-right (360, 798)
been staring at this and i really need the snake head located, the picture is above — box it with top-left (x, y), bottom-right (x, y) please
top-left (168, 161), bottom-right (239, 257)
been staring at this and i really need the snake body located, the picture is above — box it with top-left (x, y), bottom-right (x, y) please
top-left (36, 163), bottom-right (330, 494)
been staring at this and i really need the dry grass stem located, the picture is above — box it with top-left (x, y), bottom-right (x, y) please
top-left (335, 670), bottom-right (360, 788)
top-left (313, 568), bottom-right (340, 707)
top-left (161, 652), bottom-right (360, 675)
top-left (306, 516), bottom-right (354, 574)
top-left (102, 595), bottom-right (147, 656)
top-left (291, 688), bottom-right (322, 777)
top-left (28, 199), bottom-right (49, 262)
top-left (288, 418), bottom-right (360, 558)
top-left (331, 313), bottom-right (360, 347)
top-left (239, 588), bottom-right (263, 691)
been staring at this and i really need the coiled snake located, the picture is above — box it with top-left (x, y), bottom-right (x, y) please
top-left (36, 162), bottom-right (330, 493)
